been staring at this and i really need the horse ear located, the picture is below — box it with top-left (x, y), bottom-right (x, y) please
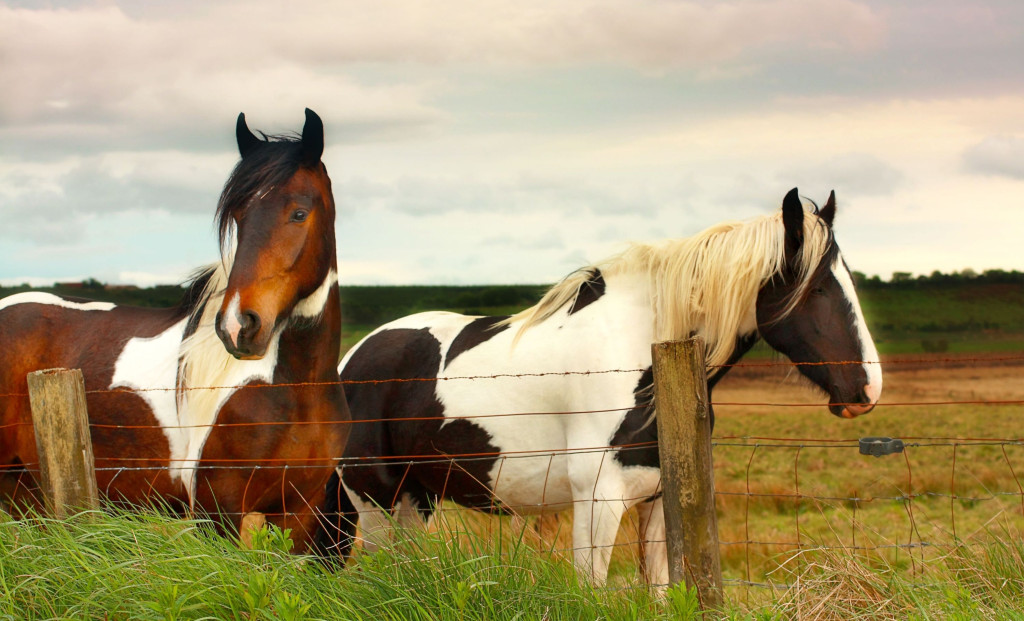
top-left (782, 187), bottom-right (804, 262)
top-left (236, 113), bottom-right (262, 159)
top-left (819, 190), bottom-right (836, 227)
top-left (301, 108), bottom-right (324, 166)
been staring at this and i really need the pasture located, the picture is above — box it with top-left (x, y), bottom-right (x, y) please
top-left (1, 275), bottom-right (1022, 618)
top-left (385, 352), bottom-right (1024, 610)
top-left (4, 353), bottom-right (1024, 621)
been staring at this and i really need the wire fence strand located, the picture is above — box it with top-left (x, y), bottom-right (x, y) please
top-left (2, 353), bottom-right (1022, 594)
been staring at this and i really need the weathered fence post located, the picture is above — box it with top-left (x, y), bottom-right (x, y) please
top-left (26, 368), bottom-right (99, 518)
top-left (652, 337), bottom-right (723, 609)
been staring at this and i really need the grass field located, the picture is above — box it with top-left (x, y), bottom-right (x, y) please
top-left (707, 353), bottom-right (1024, 590)
top-left (1, 357), bottom-right (1022, 618)
top-left (416, 353), bottom-right (1024, 606)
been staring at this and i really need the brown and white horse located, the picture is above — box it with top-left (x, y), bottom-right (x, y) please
top-left (0, 109), bottom-right (349, 551)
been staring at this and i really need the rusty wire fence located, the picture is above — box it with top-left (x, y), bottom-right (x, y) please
top-left (2, 354), bottom-right (1024, 594)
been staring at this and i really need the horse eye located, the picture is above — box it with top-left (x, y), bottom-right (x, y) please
top-left (290, 209), bottom-right (309, 223)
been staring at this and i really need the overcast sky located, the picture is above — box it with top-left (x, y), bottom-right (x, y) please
top-left (2, 0), bottom-right (1023, 287)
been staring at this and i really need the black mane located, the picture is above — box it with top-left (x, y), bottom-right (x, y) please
top-left (178, 265), bottom-right (218, 337)
top-left (215, 134), bottom-right (306, 250)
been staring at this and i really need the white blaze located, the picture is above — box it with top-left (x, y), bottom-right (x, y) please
top-left (221, 292), bottom-right (242, 347)
top-left (832, 256), bottom-right (882, 404)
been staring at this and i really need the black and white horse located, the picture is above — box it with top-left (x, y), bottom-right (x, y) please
top-left (319, 188), bottom-right (881, 585)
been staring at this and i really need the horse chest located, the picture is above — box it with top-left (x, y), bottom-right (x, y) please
top-left (109, 318), bottom-right (283, 501)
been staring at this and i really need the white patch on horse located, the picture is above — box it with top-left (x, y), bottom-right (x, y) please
top-left (0, 292), bottom-right (116, 312)
top-left (177, 334), bottom-right (280, 503)
top-left (221, 292), bottom-right (242, 348)
top-left (832, 255), bottom-right (883, 403)
top-left (292, 269), bottom-right (338, 319)
top-left (432, 277), bottom-right (654, 513)
top-left (220, 220), bottom-right (238, 269)
top-left (110, 319), bottom-right (189, 483)
top-left (176, 263), bottom-right (281, 504)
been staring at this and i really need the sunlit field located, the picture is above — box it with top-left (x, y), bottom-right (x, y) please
top-left (386, 352), bottom-right (1024, 615)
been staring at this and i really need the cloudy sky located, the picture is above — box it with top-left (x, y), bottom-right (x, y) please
top-left (2, 0), bottom-right (1023, 287)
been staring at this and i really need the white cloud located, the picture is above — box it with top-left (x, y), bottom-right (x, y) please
top-left (781, 153), bottom-right (904, 197)
top-left (2, 0), bottom-right (1023, 287)
top-left (181, 0), bottom-right (885, 68)
top-left (1, 0), bottom-right (884, 129)
top-left (116, 270), bottom-right (194, 287)
top-left (963, 135), bottom-right (1024, 180)
top-left (338, 173), bottom-right (657, 217)
top-left (0, 5), bottom-right (444, 150)
top-left (0, 153), bottom-right (228, 242)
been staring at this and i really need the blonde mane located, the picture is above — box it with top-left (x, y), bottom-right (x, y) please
top-left (506, 208), bottom-right (833, 369)
top-left (175, 263), bottom-right (240, 429)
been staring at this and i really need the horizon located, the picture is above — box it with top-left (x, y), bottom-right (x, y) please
top-left (4, 266), bottom-right (1021, 291)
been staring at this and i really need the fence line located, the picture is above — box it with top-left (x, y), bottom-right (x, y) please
top-left (1, 353), bottom-right (1021, 401)
top-left (4, 352), bottom-right (1023, 600)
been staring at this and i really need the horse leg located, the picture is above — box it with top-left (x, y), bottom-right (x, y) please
top-left (637, 496), bottom-right (669, 591)
top-left (568, 453), bottom-right (628, 584)
top-left (311, 468), bottom-right (358, 564)
top-left (0, 464), bottom-right (43, 515)
top-left (395, 489), bottom-right (433, 534)
top-left (344, 478), bottom-right (394, 554)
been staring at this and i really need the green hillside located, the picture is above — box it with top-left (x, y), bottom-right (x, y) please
top-left (2, 270), bottom-right (1022, 354)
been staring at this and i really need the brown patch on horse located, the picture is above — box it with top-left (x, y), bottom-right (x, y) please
top-left (0, 303), bottom-right (185, 509)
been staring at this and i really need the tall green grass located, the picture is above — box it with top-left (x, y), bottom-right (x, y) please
top-left (0, 509), bottom-right (687, 620)
top-left (5, 508), bottom-right (1024, 620)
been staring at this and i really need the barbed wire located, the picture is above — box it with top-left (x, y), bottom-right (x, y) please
top-left (0, 353), bottom-right (1021, 400)
top-left (2, 354), bottom-right (1021, 596)
top-left (5, 435), bottom-right (1024, 473)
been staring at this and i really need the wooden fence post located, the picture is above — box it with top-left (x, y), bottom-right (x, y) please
top-left (652, 337), bottom-right (723, 609)
top-left (27, 368), bottom-right (99, 518)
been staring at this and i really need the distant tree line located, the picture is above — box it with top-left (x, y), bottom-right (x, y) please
top-left (853, 268), bottom-right (1024, 289)
top-left (0, 280), bottom-right (547, 327)
top-left (338, 284), bottom-right (547, 326)
top-left (2, 269), bottom-right (1020, 329)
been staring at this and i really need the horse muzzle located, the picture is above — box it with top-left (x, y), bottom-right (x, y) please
top-left (829, 383), bottom-right (880, 419)
top-left (216, 307), bottom-right (270, 360)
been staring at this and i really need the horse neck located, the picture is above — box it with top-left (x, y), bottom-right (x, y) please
top-left (275, 277), bottom-right (341, 380)
top-left (603, 267), bottom-right (759, 371)
top-left (178, 262), bottom-right (340, 395)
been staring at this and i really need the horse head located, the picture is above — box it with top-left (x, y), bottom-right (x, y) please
top-left (755, 188), bottom-right (882, 418)
top-left (214, 108), bottom-right (337, 359)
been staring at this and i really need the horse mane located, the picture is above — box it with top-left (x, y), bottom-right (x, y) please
top-left (174, 262), bottom-right (236, 421)
top-left (506, 205), bottom-right (835, 369)
top-left (215, 132), bottom-right (305, 254)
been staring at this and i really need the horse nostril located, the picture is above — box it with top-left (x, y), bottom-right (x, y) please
top-left (238, 310), bottom-right (261, 338)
